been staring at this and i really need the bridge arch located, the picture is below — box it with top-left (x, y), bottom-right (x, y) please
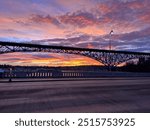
top-left (0, 41), bottom-right (150, 66)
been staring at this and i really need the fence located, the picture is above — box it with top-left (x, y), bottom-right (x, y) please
top-left (2, 71), bottom-right (102, 78)
top-left (1, 70), bottom-right (150, 78)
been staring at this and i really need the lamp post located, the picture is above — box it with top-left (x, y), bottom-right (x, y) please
top-left (9, 68), bottom-right (12, 82)
top-left (108, 30), bottom-right (114, 71)
top-left (109, 30), bottom-right (114, 50)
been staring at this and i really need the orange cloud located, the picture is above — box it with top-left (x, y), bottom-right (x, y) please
top-left (77, 25), bottom-right (105, 35)
top-left (0, 52), bottom-right (101, 66)
top-left (87, 43), bottom-right (94, 49)
top-left (31, 57), bottom-right (101, 66)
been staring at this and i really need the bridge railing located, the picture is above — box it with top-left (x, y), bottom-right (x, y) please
top-left (2, 71), bottom-right (104, 78)
top-left (1, 70), bottom-right (150, 79)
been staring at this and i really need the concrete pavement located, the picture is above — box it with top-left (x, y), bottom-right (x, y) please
top-left (0, 77), bottom-right (150, 113)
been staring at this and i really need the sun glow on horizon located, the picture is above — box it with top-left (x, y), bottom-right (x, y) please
top-left (0, 0), bottom-right (150, 66)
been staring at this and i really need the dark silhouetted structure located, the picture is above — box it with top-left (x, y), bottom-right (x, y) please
top-left (1, 41), bottom-right (150, 67)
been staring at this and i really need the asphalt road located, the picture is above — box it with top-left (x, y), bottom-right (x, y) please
top-left (0, 77), bottom-right (150, 113)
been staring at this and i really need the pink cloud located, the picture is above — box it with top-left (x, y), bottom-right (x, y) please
top-left (59, 11), bottom-right (98, 27)
top-left (30, 14), bottom-right (61, 26)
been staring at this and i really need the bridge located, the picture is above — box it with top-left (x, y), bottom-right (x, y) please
top-left (0, 41), bottom-right (150, 66)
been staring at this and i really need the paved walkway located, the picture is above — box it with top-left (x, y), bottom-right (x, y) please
top-left (0, 77), bottom-right (150, 112)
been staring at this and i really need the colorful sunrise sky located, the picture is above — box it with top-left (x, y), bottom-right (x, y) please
top-left (0, 0), bottom-right (150, 66)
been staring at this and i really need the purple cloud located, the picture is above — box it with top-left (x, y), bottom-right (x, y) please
top-left (59, 11), bottom-right (98, 27)
top-left (30, 14), bottom-right (61, 26)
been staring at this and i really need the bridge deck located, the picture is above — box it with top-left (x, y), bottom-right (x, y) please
top-left (1, 41), bottom-right (150, 55)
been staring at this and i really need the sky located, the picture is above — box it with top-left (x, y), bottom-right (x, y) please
top-left (0, 0), bottom-right (150, 66)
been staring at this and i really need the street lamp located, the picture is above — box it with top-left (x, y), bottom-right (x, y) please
top-left (9, 67), bottom-right (12, 82)
top-left (109, 30), bottom-right (114, 50)
top-left (108, 30), bottom-right (114, 71)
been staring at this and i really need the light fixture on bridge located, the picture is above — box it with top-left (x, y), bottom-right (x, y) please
top-left (109, 30), bottom-right (114, 50)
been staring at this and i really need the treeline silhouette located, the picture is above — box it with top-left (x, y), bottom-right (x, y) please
top-left (1, 58), bottom-right (150, 73)
top-left (0, 65), bottom-right (107, 71)
top-left (120, 58), bottom-right (150, 72)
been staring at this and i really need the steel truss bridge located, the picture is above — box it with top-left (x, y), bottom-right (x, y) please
top-left (0, 41), bottom-right (150, 66)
